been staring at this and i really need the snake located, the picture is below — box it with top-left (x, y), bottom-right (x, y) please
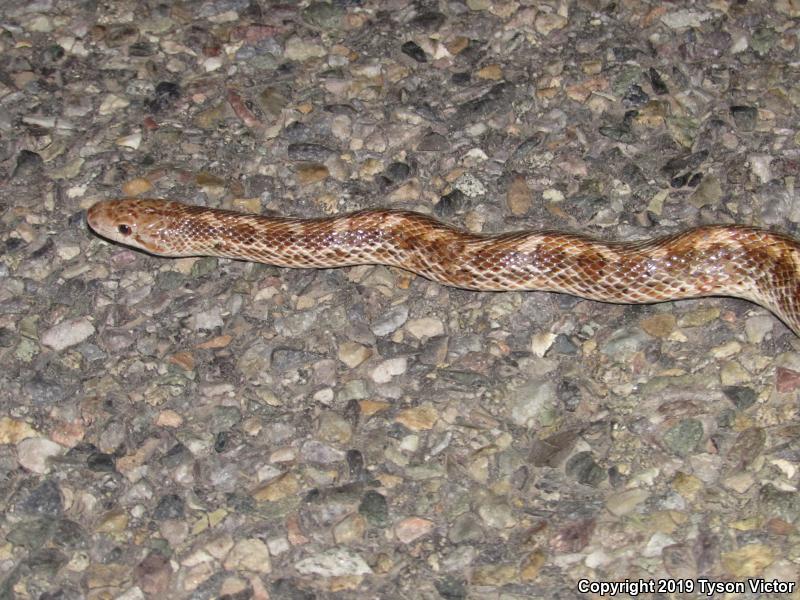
top-left (86, 198), bottom-right (800, 337)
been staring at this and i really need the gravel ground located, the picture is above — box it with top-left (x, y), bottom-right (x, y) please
top-left (2, 1), bottom-right (800, 599)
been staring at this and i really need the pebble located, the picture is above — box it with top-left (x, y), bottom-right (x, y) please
top-left (371, 304), bottom-right (408, 336)
top-left (453, 173), bottom-right (486, 198)
top-left (730, 105), bottom-right (758, 130)
top-left (371, 357), bottom-right (407, 383)
top-left (17, 437), bottom-right (66, 473)
top-left (394, 517), bottom-right (434, 543)
top-left (190, 307), bottom-right (224, 331)
top-left (677, 307), bottom-right (720, 328)
top-left (640, 313), bottom-right (676, 338)
top-left (41, 317), bottom-right (95, 350)
top-left (337, 341), bottom-right (371, 368)
top-left (395, 405), bottom-right (438, 431)
top-left (317, 411), bottom-right (352, 445)
top-left (333, 514), bottom-right (366, 544)
top-left (135, 553), bottom-right (172, 596)
top-left (252, 473), bottom-right (299, 502)
top-left (477, 497), bottom-right (517, 529)
top-left (223, 539), bottom-right (271, 573)
top-left (359, 490), bottom-right (389, 526)
top-left (384, 162), bottom-right (411, 183)
top-left (287, 142), bottom-right (336, 162)
top-left (401, 41), bottom-right (426, 63)
top-left (660, 9), bottom-right (712, 29)
top-left (662, 419), bottom-right (704, 457)
top-left (506, 174), bottom-right (532, 216)
top-left (565, 451), bottom-right (606, 487)
top-left (284, 36), bottom-right (326, 60)
top-left (723, 471), bottom-right (755, 494)
top-left (749, 155), bottom-right (772, 183)
top-left (116, 131), bottom-right (142, 149)
top-left (300, 440), bottom-right (345, 463)
top-left (12, 150), bottom-right (43, 179)
top-left (535, 13), bottom-right (568, 35)
top-left (449, 512), bottom-right (484, 543)
top-left (530, 332), bottom-right (557, 357)
top-left (722, 386), bottom-right (756, 410)
top-left (600, 329), bottom-right (647, 358)
top-left (720, 361), bottom-right (750, 386)
top-left (417, 132), bottom-right (449, 151)
top-left (606, 488), bottom-right (649, 517)
top-left (122, 178), bottom-right (153, 196)
top-left (689, 175), bottom-right (722, 207)
top-left (295, 163), bottom-right (329, 185)
top-left (0, 417), bottom-right (39, 444)
top-left (471, 564), bottom-right (518, 586)
top-left (758, 484), bottom-right (800, 523)
top-left (720, 544), bottom-right (774, 577)
top-left (294, 548), bottom-right (372, 577)
top-left (98, 94), bottom-right (130, 115)
top-left (476, 64), bottom-right (502, 80)
top-left (508, 379), bottom-right (556, 427)
top-left (744, 315), bottom-right (774, 343)
top-left (405, 317), bottom-right (443, 339)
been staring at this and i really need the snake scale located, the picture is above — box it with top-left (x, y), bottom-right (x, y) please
top-left (87, 198), bottom-right (800, 337)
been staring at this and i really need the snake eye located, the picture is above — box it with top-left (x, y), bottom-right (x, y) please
top-left (118, 224), bottom-right (132, 236)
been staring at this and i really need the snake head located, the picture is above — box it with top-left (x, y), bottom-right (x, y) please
top-left (87, 198), bottom-right (190, 256)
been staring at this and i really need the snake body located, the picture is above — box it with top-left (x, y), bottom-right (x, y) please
top-left (87, 198), bottom-right (800, 337)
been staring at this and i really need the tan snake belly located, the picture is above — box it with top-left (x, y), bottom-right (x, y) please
top-left (87, 198), bottom-right (800, 337)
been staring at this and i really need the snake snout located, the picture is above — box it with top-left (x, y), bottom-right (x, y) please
top-left (87, 199), bottom-right (165, 254)
top-left (87, 200), bottom-right (135, 244)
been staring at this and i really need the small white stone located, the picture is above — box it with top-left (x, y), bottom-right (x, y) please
top-left (98, 94), bottom-right (130, 116)
top-left (454, 173), bottom-right (487, 198)
top-left (267, 536), bottom-right (290, 556)
top-left (223, 538), bottom-right (271, 574)
top-left (643, 532), bottom-right (676, 558)
top-left (463, 148), bottom-right (488, 162)
top-left (535, 12), bottom-right (568, 35)
top-left (710, 340), bottom-right (741, 359)
top-left (399, 434), bottom-right (419, 452)
top-left (208, 9), bottom-right (238, 23)
top-left (66, 184), bottom-right (88, 199)
top-left (203, 56), bottom-right (224, 72)
top-left (191, 308), bottom-right (224, 331)
top-left (338, 341), bottom-right (371, 368)
top-left (161, 40), bottom-right (196, 55)
top-left (606, 488), bottom-right (649, 516)
top-left (769, 458), bottom-right (797, 480)
top-left (284, 36), bottom-right (326, 60)
top-left (542, 188), bottom-right (565, 202)
top-left (313, 388), bottom-right (334, 404)
top-left (56, 244), bottom-right (81, 260)
top-left (530, 332), bottom-right (557, 357)
top-left (25, 14), bottom-right (53, 32)
top-left (749, 155), bottom-right (772, 183)
top-left (730, 33), bottom-right (749, 54)
top-left (722, 471), bottom-right (755, 494)
top-left (115, 587), bottom-right (145, 600)
top-left (405, 317), bottom-right (444, 340)
top-left (371, 357), bottom-right (407, 383)
top-left (269, 447), bottom-right (297, 464)
top-left (371, 305), bottom-right (408, 336)
top-left (116, 131), bottom-right (142, 149)
top-left (294, 548), bottom-right (372, 577)
top-left (660, 9), bottom-right (712, 29)
top-left (17, 437), bottom-right (66, 473)
top-left (41, 317), bottom-right (95, 350)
